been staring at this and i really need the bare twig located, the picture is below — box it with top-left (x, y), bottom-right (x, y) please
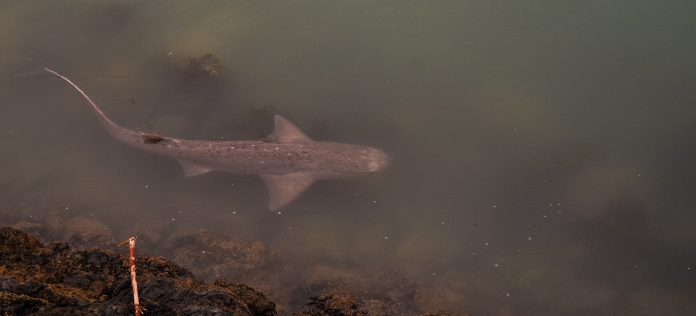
top-left (120, 237), bottom-right (141, 316)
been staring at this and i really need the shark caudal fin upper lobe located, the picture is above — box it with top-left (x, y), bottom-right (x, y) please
top-left (43, 68), bottom-right (128, 140)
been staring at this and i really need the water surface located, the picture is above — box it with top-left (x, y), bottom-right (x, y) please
top-left (1, 1), bottom-right (696, 315)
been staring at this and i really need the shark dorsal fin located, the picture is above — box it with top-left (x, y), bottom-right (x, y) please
top-left (261, 172), bottom-right (315, 210)
top-left (271, 115), bottom-right (312, 143)
top-left (178, 160), bottom-right (211, 177)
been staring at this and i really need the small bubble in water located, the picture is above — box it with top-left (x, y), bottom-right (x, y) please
top-left (232, 211), bottom-right (237, 215)
top-left (528, 236), bottom-right (532, 241)
top-left (384, 236), bottom-right (389, 240)
top-left (277, 211), bottom-right (282, 215)
top-left (144, 185), bottom-right (149, 189)
top-left (441, 221), bottom-right (446, 225)
top-left (484, 242), bottom-right (489, 246)
top-left (493, 263), bottom-right (499, 268)
top-left (506, 293), bottom-right (510, 297)
top-left (171, 218), bottom-right (175, 221)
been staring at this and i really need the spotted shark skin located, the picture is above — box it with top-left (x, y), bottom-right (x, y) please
top-left (44, 68), bottom-right (390, 210)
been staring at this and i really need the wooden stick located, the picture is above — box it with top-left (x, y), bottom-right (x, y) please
top-left (120, 237), bottom-right (142, 316)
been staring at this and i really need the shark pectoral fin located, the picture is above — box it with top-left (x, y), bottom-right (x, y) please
top-left (270, 115), bottom-right (313, 143)
top-left (261, 172), bottom-right (315, 210)
top-left (178, 160), bottom-right (211, 177)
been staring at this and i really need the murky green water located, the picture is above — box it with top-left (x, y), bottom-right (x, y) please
top-left (2, 1), bottom-right (696, 314)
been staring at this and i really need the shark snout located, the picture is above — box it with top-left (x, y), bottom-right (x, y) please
top-left (367, 148), bottom-right (391, 173)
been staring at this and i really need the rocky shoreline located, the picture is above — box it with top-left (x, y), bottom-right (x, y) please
top-left (0, 225), bottom-right (462, 315)
top-left (0, 226), bottom-right (275, 315)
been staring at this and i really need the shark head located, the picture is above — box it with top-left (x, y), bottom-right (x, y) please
top-left (326, 145), bottom-right (390, 177)
top-left (270, 115), bottom-right (390, 177)
top-left (366, 147), bottom-right (391, 173)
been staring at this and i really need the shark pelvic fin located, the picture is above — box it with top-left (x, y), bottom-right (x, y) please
top-left (261, 172), bottom-right (315, 210)
top-left (178, 160), bottom-right (211, 177)
top-left (270, 115), bottom-right (312, 143)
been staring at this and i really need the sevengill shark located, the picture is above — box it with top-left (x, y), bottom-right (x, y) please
top-left (44, 68), bottom-right (390, 210)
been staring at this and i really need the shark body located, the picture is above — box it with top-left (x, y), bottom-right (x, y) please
top-left (44, 68), bottom-right (390, 210)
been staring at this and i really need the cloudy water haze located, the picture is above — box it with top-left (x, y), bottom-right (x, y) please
top-left (1, 1), bottom-right (696, 315)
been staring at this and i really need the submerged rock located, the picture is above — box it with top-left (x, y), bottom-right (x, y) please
top-left (10, 214), bottom-right (114, 250)
top-left (165, 230), bottom-right (283, 284)
top-left (168, 52), bottom-right (223, 78)
top-left (293, 294), bottom-right (457, 316)
top-left (295, 295), bottom-right (368, 316)
top-left (0, 218), bottom-right (466, 315)
top-left (0, 227), bottom-right (275, 315)
top-left (185, 53), bottom-right (223, 77)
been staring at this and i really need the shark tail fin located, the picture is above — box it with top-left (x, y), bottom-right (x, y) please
top-left (43, 68), bottom-right (123, 135)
